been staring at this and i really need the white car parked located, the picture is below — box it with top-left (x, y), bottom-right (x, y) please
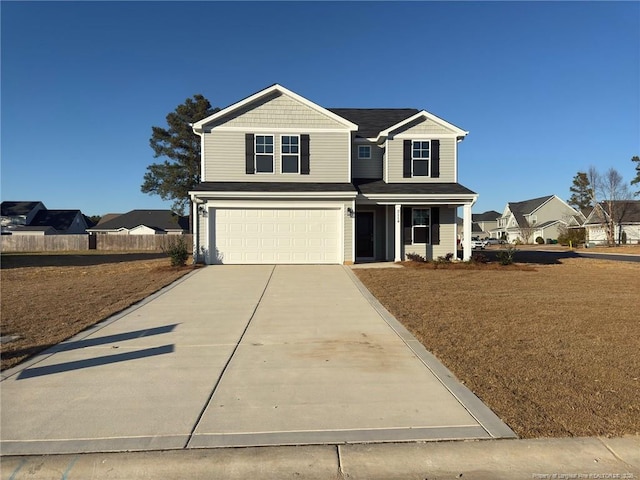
top-left (471, 237), bottom-right (488, 249)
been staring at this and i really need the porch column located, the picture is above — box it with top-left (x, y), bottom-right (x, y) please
top-left (394, 204), bottom-right (402, 262)
top-left (463, 203), bottom-right (472, 261)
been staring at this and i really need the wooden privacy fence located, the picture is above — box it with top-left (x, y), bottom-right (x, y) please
top-left (1, 234), bottom-right (193, 253)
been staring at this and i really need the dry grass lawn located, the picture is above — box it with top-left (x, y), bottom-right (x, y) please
top-left (1, 253), bottom-right (197, 370)
top-left (355, 257), bottom-right (640, 439)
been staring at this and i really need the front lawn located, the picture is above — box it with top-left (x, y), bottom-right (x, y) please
top-left (354, 257), bottom-right (640, 438)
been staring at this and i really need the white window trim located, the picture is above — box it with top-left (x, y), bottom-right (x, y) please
top-left (280, 134), bottom-right (300, 174)
top-left (358, 145), bottom-right (371, 160)
top-left (255, 134), bottom-right (275, 175)
top-left (411, 140), bottom-right (431, 178)
top-left (412, 207), bottom-right (431, 244)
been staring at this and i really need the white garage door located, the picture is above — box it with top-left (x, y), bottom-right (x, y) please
top-left (212, 208), bottom-right (341, 264)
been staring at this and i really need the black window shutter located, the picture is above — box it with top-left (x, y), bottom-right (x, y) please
top-left (431, 140), bottom-right (440, 178)
top-left (403, 140), bottom-right (412, 178)
top-left (431, 207), bottom-right (440, 245)
top-left (301, 134), bottom-right (310, 174)
top-left (403, 207), bottom-right (412, 245)
top-left (245, 134), bottom-right (255, 174)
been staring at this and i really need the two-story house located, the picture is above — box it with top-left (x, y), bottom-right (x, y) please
top-left (495, 195), bottom-right (583, 244)
top-left (189, 84), bottom-right (477, 264)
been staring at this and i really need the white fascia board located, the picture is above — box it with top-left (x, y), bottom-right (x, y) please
top-left (211, 126), bottom-right (349, 133)
top-left (189, 191), bottom-right (358, 200)
top-left (363, 194), bottom-right (478, 204)
top-left (376, 110), bottom-right (469, 141)
top-left (192, 84), bottom-right (358, 132)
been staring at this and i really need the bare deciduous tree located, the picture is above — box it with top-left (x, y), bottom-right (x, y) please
top-left (588, 166), bottom-right (633, 245)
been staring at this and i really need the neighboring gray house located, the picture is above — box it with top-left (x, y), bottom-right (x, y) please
top-left (189, 84), bottom-right (478, 264)
top-left (1, 201), bottom-right (46, 230)
top-left (473, 210), bottom-right (500, 238)
top-left (583, 200), bottom-right (640, 245)
top-left (495, 195), bottom-right (583, 244)
top-left (88, 210), bottom-right (189, 235)
top-left (1, 202), bottom-right (90, 235)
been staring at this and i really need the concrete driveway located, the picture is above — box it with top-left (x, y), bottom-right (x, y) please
top-left (0, 265), bottom-right (515, 456)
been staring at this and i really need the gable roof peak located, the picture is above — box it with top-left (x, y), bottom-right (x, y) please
top-left (193, 83), bottom-right (358, 132)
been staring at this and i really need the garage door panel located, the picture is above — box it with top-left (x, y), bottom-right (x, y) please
top-left (212, 208), bottom-right (340, 264)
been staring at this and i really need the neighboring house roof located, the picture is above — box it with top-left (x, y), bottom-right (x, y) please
top-left (96, 213), bottom-right (122, 225)
top-left (1, 201), bottom-right (43, 216)
top-left (8, 225), bottom-right (57, 234)
top-left (472, 210), bottom-right (500, 222)
top-left (327, 109), bottom-right (419, 139)
top-left (29, 210), bottom-right (83, 231)
top-left (353, 178), bottom-right (476, 196)
top-left (90, 210), bottom-right (189, 231)
top-left (585, 200), bottom-right (640, 224)
top-left (508, 195), bottom-right (555, 216)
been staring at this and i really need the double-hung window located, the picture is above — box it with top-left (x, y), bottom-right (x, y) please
top-left (412, 208), bottom-right (430, 243)
top-left (281, 135), bottom-right (299, 174)
top-left (412, 140), bottom-right (430, 176)
top-left (255, 135), bottom-right (274, 173)
top-left (358, 145), bottom-right (371, 159)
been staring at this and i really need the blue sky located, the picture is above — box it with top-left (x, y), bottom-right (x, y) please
top-left (2, 1), bottom-right (639, 216)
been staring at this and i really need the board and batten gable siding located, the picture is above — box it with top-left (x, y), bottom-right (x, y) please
top-left (203, 130), bottom-right (350, 182)
top-left (385, 117), bottom-right (458, 183)
top-left (205, 92), bottom-right (348, 130)
top-left (352, 141), bottom-right (383, 179)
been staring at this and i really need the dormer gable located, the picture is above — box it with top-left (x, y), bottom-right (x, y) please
top-left (379, 110), bottom-right (469, 142)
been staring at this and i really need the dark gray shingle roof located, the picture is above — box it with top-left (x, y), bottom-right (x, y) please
top-left (93, 210), bottom-right (189, 231)
top-left (508, 195), bottom-right (554, 215)
top-left (29, 210), bottom-right (81, 231)
top-left (472, 210), bottom-right (501, 222)
top-left (328, 109), bottom-right (419, 138)
top-left (1, 201), bottom-right (43, 216)
top-left (353, 178), bottom-right (476, 195)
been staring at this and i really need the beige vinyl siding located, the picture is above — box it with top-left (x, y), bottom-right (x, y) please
top-left (203, 130), bottom-right (350, 182)
top-left (352, 142), bottom-right (383, 179)
top-left (386, 137), bottom-right (456, 183)
top-left (394, 117), bottom-right (453, 135)
top-left (344, 201), bottom-right (354, 263)
top-left (403, 207), bottom-right (457, 260)
top-left (207, 92), bottom-right (346, 130)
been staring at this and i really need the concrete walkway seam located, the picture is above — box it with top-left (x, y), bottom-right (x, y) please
top-left (0, 267), bottom-right (203, 382)
top-left (344, 266), bottom-right (517, 440)
top-left (184, 265), bottom-right (277, 449)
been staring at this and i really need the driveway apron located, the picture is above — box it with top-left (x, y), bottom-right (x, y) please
top-left (1, 265), bottom-right (514, 455)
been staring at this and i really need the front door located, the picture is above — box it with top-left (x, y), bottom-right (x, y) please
top-left (356, 212), bottom-right (374, 259)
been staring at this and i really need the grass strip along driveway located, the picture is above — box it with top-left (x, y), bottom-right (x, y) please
top-left (1, 253), bottom-right (197, 370)
top-left (354, 257), bottom-right (639, 439)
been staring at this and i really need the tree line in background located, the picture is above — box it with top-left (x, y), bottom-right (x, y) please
top-left (566, 156), bottom-right (640, 245)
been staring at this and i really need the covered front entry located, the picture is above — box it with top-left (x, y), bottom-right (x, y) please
top-left (355, 212), bottom-right (375, 260)
top-left (211, 207), bottom-right (341, 264)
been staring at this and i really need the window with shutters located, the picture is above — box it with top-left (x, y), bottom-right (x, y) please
top-left (255, 135), bottom-right (274, 173)
top-left (412, 140), bottom-right (430, 177)
top-left (281, 135), bottom-right (299, 174)
top-left (412, 208), bottom-right (430, 243)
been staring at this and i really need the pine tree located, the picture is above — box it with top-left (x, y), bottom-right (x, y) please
top-left (567, 171), bottom-right (593, 211)
top-left (141, 95), bottom-right (218, 216)
top-left (631, 155), bottom-right (640, 196)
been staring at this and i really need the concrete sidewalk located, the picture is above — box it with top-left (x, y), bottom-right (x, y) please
top-left (1, 265), bottom-right (514, 456)
top-left (2, 436), bottom-right (638, 479)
